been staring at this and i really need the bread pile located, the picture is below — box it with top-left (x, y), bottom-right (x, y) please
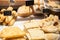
top-left (24, 15), bottom-right (60, 40)
top-left (0, 7), bottom-right (17, 26)
top-left (17, 5), bottom-right (33, 17)
top-left (0, 26), bottom-right (26, 40)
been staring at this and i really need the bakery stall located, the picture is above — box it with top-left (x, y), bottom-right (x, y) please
top-left (0, 0), bottom-right (60, 40)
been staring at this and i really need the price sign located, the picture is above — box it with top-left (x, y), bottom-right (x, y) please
top-left (4, 10), bottom-right (12, 16)
top-left (26, 0), bottom-right (34, 6)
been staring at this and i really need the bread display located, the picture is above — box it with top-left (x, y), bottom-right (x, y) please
top-left (0, 7), bottom-right (17, 26)
top-left (23, 15), bottom-right (60, 40)
top-left (24, 15), bottom-right (59, 29)
top-left (5, 16), bottom-right (13, 23)
top-left (0, 0), bottom-right (60, 40)
top-left (34, 0), bottom-right (39, 4)
top-left (17, 5), bottom-right (33, 17)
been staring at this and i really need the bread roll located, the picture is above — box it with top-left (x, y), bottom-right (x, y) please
top-left (8, 19), bottom-right (15, 26)
top-left (34, 0), bottom-right (39, 4)
top-left (5, 16), bottom-right (13, 23)
top-left (33, 5), bottom-right (39, 11)
top-left (17, 5), bottom-right (32, 17)
top-left (57, 23), bottom-right (60, 31)
top-left (12, 11), bottom-right (17, 16)
top-left (0, 14), bottom-right (6, 22)
top-left (1, 9), bottom-right (6, 12)
top-left (0, 27), bottom-right (26, 38)
top-left (7, 7), bottom-right (13, 11)
top-left (24, 21), bottom-right (40, 29)
top-left (42, 26), bottom-right (58, 33)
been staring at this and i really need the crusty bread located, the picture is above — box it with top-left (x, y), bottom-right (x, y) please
top-left (7, 7), bottom-right (13, 11)
top-left (48, 1), bottom-right (60, 8)
top-left (0, 14), bottom-right (6, 22)
top-left (17, 5), bottom-right (32, 17)
top-left (27, 28), bottom-right (45, 40)
top-left (1, 9), bottom-right (6, 12)
top-left (45, 33), bottom-right (60, 40)
top-left (8, 19), bottom-right (15, 26)
top-left (12, 11), bottom-right (17, 17)
top-left (42, 25), bottom-right (58, 33)
top-left (57, 23), bottom-right (60, 31)
top-left (5, 16), bottom-right (13, 23)
top-left (24, 21), bottom-right (40, 29)
top-left (0, 27), bottom-right (26, 38)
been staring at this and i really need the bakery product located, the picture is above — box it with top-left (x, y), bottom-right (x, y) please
top-left (4, 37), bottom-right (26, 40)
top-left (7, 7), bottom-right (13, 11)
top-left (12, 10), bottom-right (17, 17)
top-left (0, 27), bottom-right (26, 38)
top-left (45, 33), bottom-right (60, 40)
top-left (1, 9), bottom-right (6, 12)
top-left (27, 28), bottom-right (45, 40)
top-left (0, 7), bottom-right (16, 26)
top-left (42, 25), bottom-right (58, 33)
top-left (17, 5), bottom-right (32, 17)
top-left (8, 19), bottom-right (15, 26)
top-left (24, 21), bottom-right (40, 29)
top-left (5, 16), bottom-right (13, 24)
top-left (0, 14), bottom-right (6, 23)
top-left (56, 23), bottom-right (60, 31)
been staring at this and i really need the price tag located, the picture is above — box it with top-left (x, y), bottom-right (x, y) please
top-left (4, 10), bottom-right (12, 16)
top-left (26, 0), bottom-right (34, 6)
top-left (43, 9), bottom-right (50, 13)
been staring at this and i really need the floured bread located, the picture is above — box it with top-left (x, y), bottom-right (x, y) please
top-left (45, 33), bottom-right (60, 40)
top-left (17, 5), bottom-right (32, 17)
top-left (42, 25), bottom-right (58, 33)
top-left (0, 27), bottom-right (26, 38)
top-left (27, 28), bottom-right (45, 40)
top-left (24, 21), bottom-right (40, 29)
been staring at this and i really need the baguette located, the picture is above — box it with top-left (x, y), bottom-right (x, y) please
top-left (8, 19), bottom-right (15, 26)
